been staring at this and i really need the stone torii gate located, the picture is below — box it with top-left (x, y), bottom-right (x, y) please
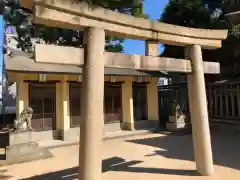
top-left (20, 0), bottom-right (228, 179)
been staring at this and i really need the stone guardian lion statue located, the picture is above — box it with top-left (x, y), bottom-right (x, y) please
top-left (14, 107), bottom-right (34, 131)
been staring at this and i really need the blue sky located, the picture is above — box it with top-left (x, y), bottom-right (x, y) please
top-left (123, 0), bottom-right (169, 55)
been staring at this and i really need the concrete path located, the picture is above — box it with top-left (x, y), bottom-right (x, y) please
top-left (1, 130), bottom-right (240, 180)
top-left (38, 129), bottom-right (155, 149)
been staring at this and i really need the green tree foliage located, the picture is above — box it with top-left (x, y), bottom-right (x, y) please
top-left (223, 0), bottom-right (240, 13)
top-left (161, 0), bottom-right (221, 29)
top-left (160, 0), bottom-right (240, 78)
top-left (4, 0), bottom-right (146, 53)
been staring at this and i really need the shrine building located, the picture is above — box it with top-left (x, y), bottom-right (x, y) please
top-left (5, 48), bottom-right (162, 140)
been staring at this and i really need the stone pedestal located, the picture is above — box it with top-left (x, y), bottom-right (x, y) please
top-left (0, 130), bottom-right (52, 166)
top-left (166, 115), bottom-right (186, 131)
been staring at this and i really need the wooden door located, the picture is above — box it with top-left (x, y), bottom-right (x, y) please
top-left (69, 83), bottom-right (81, 127)
top-left (133, 83), bottom-right (148, 121)
top-left (29, 83), bottom-right (56, 131)
top-left (104, 83), bottom-right (122, 124)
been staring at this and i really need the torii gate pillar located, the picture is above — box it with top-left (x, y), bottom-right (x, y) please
top-left (185, 45), bottom-right (214, 176)
top-left (79, 27), bottom-right (105, 180)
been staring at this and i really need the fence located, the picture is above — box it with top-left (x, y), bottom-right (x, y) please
top-left (158, 81), bottom-right (240, 127)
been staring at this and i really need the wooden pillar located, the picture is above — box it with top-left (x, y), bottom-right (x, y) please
top-left (121, 79), bottom-right (134, 131)
top-left (79, 27), bottom-right (105, 180)
top-left (56, 83), bottom-right (61, 137)
top-left (16, 81), bottom-right (29, 118)
top-left (56, 81), bottom-right (70, 140)
top-left (147, 78), bottom-right (159, 120)
top-left (236, 85), bottom-right (240, 116)
top-left (185, 45), bottom-right (213, 176)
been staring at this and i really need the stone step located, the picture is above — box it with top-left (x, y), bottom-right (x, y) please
top-left (0, 142), bottom-right (52, 166)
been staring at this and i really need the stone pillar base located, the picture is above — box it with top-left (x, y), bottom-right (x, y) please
top-left (59, 129), bottom-right (73, 141)
top-left (120, 122), bottom-right (135, 131)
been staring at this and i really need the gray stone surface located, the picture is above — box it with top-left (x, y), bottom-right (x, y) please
top-left (3, 130), bottom-right (240, 180)
top-left (104, 123), bottom-right (122, 132)
top-left (2, 142), bottom-right (52, 166)
top-left (6, 122), bottom-right (157, 143)
top-left (0, 131), bottom-right (52, 166)
top-left (59, 129), bottom-right (75, 141)
top-left (166, 115), bottom-right (187, 132)
top-left (120, 122), bottom-right (133, 131)
top-left (9, 130), bottom-right (34, 145)
top-left (134, 120), bottom-right (159, 130)
top-left (39, 129), bottom-right (155, 149)
top-left (169, 115), bottom-right (186, 123)
top-left (6, 53), bottom-right (161, 77)
top-left (166, 122), bottom-right (186, 131)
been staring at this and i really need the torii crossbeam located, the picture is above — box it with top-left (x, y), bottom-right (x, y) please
top-left (20, 0), bottom-right (228, 179)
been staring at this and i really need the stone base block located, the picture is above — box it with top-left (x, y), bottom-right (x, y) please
top-left (169, 115), bottom-right (185, 123)
top-left (134, 120), bottom-right (159, 130)
top-left (59, 129), bottom-right (75, 141)
top-left (121, 121), bottom-right (159, 131)
top-left (9, 131), bottom-right (34, 145)
top-left (0, 131), bottom-right (52, 166)
top-left (166, 122), bottom-right (186, 132)
top-left (0, 142), bottom-right (52, 166)
top-left (120, 122), bottom-right (134, 131)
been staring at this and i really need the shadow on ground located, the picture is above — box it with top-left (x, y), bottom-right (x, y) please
top-left (127, 128), bottom-right (240, 171)
top-left (0, 169), bottom-right (12, 180)
top-left (12, 127), bottom-right (240, 179)
top-left (19, 157), bottom-right (198, 180)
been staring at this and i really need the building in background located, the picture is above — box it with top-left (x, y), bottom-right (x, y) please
top-left (3, 26), bottom-right (166, 140)
top-left (5, 49), bottom-right (162, 140)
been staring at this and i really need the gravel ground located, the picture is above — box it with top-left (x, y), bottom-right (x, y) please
top-left (1, 131), bottom-right (240, 180)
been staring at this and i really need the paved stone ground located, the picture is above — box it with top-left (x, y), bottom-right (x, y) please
top-left (1, 129), bottom-right (240, 180)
